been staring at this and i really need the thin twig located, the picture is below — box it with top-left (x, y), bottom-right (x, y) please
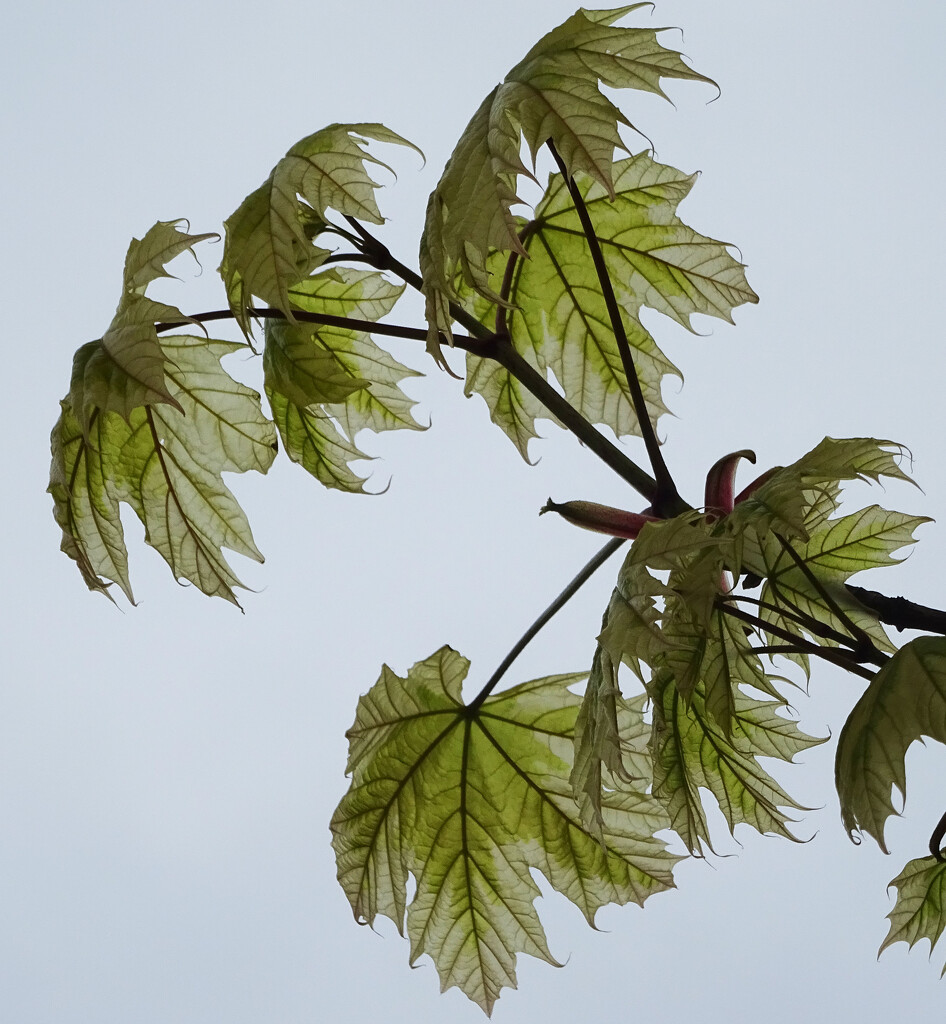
top-left (725, 593), bottom-right (863, 650)
top-left (466, 537), bottom-right (626, 713)
top-left (546, 139), bottom-right (680, 515)
top-left (720, 602), bottom-right (879, 679)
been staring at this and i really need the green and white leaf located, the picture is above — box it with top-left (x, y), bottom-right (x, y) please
top-left (263, 268), bottom-right (423, 491)
top-left (836, 636), bottom-right (946, 851)
top-left (287, 268), bottom-right (424, 437)
top-left (221, 124), bottom-right (422, 336)
top-left (749, 505), bottom-right (928, 656)
top-left (881, 856), bottom-right (946, 974)
top-left (71, 221), bottom-right (216, 428)
top-left (649, 667), bottom-right (823, 855)
top-left (331, 646), bottom-right (680, 1014)
top-left (420, 5), bottom-right (717, 356)
top-left (266, 392), bottom-right (372, 493)
top-left (454, 151), bottom-right (755, 455)
top-left (730, 438), bottom-right (915, 542)
top-left (50, 335), bottom-right (276, 606)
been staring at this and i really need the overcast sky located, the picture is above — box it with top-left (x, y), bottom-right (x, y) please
top-left (3, 2), bottom-right (946, 1021)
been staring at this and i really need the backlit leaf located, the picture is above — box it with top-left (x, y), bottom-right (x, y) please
top-left (70, 222), bottom-right (215, 428)
top-left (263, 268), bottom-right (423, 491)
top-left (420, 5), bottom-right (716, 357)
top-left (331, 646), bottom-right (680, 1014)
top-left (836, 636), bottom-right (946, 851)
top-left (649, 667), bottom-right (822, 855)
top-left (458, 153), bottom-right (755, 456)
top-left (221, 124), bottom-right (422, 336)
top-left (881, 856), bottom-right (946, 974)
top-left (50, 335), bottom-right (276, 605)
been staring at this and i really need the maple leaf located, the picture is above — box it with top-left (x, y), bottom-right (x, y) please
top-left (648, 667), bottom-right (823, 855)
top-left (456, 151), bottom-right (755, 456)
top-left (263, 268), bottom-right (424, 491)
top-left (50, 335), bottom-right (276, 606)
top-left (70, 221), bottom-right (216, 429)
top-left (220, 124), bottom-right (422, 337)
top-left (331, 646), bottom-right (680, 1014)
top-left (420, 6), bottom-right (717, 364)
top-left (836, 636), bottom-right (946, 851)
top-left (881, 856), bottom-right (946, 975)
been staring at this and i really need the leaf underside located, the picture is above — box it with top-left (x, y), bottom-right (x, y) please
top-left (420, 4), bottom-right (719, 364)
top-left (263, 267), bottom-right (424, 492)
top-left (459, 153), bottom-right (756, 458)
top-left (882, 856), bottom-right (946, 975)
top-left (836, 636), bottom-right (946, 851)
top-left (331, 646), bottom-right (681, 1014)
top-left (50, 335), bottom-right (276, 606)
top-left (220, 123), bottom-right (422, 337)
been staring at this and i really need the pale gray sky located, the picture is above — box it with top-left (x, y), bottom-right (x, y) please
top-left (3, 2), bottom-right (946, 1021)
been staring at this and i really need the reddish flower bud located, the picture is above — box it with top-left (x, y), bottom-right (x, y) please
top-left (704, 449), bottom-right (756, 519)
top-left (540, 498), bottom-right (659, 539)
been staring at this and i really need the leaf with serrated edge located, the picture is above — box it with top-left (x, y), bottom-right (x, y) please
top-left (71, 223), bottom-right (216, 428)
top-left (881, 857), bottom-right (946, 974)
top-left (454, 151), bottom-right (755, 454)
top-left (420, 6), bottom-right (717, 358)
top-left (730, 438), bottom-right (915, 542)
top-left (836, 637), bottom-right (946, 851)
top-left (748, 506), bottom-right (927, 658)
top-left (263, 269), bottom-right (422, 490)
top-left (122, 219), bottom-right (218, 297)
top-left (331, 646), bottom-right (680, 1014)
top-left (286, 268), bottom-right (424, 437)
top-left (221, 124), bottom-right (421, 336)
top-left (266, 390), bottom-right (371, 493)
top-left (649, 667), bottom-right (822, 855)
top-left (50, 335), bottom-right (276, 605)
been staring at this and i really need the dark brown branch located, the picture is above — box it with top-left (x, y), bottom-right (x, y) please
top-left (154, 307), bottom-right (439, 345)
top-left (847, 585), bottom-right (946, 636)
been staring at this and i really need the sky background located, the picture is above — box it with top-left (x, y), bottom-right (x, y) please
top-left (3, 1), bottom-right (946, 1020)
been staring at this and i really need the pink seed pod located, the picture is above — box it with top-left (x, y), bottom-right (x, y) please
top-left (540, 498), bottom-right (660, 539)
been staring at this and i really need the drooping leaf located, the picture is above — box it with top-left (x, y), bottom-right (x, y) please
top-left (420, 5), bottom-right (717, 358)
top-left (464, 347), bottom-right (550, 462)
top-left (121, 219), bottom-right (219, 296)
top-left (50, 335), bottom-right (276, 605)
top-left (570, 645), bottom-right (623, 833)
top-left (836, 636), bottom-right (946, 852)
top-left (331, 646), bottom-right (680, 1014)
top-left (881, 856), bottom-right (946, 974)
top-left (266, 390), bottom-right (372, 493)
top-left (649, 667), bottom-right (823, 855)
top-left (220, 124), bottom-right (422, 336)
top-left (262, 268), bottom-right (423, 491)
top-left (70, 222), bottom-right (216, 428)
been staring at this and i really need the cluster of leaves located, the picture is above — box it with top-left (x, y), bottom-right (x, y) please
top-left (48, 3), bottom-right (946, 1015)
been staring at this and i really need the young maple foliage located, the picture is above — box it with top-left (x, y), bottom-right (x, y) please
top-left (48, 3), bottom-right (946, 1015)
